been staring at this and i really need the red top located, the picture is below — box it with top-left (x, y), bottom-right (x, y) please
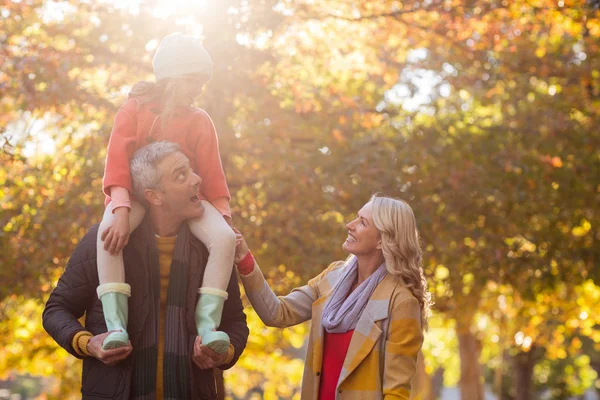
top-left (319, 329), bottom-right (354, 400)
top-left (102, 97), bottom-right (231, 217)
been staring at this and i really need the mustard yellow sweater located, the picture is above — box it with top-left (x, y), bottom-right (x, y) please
top-left (155, 235), bottom-right (178, 400)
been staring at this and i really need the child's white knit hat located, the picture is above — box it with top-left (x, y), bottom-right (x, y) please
top-left (152, 33), bottom-right (213, 82)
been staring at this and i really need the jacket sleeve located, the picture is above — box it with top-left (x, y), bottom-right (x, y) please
top-left (383, 296), bottom-right (424, 400)
top-left (238, 261), bottom-right (342, 328)
top-left (103, 100), bottom-right (138, 196)
top-left (192, 111), bottom-right (231, 216)
top-left (217, 272), bottom-right (249, 370)
top-left (42, 230), bottom-right (99, 359)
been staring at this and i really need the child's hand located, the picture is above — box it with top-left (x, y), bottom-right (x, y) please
top-left (232, 227), bottom-right (249, 264)
top-left (101, 208), bottom-right (131, 255)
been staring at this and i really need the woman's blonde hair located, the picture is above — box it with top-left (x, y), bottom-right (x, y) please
top-left (371, 194), bottom-right (432, 331)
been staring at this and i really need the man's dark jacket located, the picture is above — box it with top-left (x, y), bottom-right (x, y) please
top-left (42, 220), bottom-right (249, 400)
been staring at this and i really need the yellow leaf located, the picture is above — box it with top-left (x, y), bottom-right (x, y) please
top-left (535, 47), bottom-right (546, 58)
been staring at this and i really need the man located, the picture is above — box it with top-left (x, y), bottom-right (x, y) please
top-left (43, 141), bottom-right (249, 400)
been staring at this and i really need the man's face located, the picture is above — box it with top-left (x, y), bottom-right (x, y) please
top-left (148, 151), bottom-right (204, 220)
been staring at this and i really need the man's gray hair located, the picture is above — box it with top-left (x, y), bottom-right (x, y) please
top-left (130, 141), bottom-right (182, 204)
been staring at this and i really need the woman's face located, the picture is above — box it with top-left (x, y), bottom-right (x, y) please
top-left (342, 201), bottom-right (382, 257)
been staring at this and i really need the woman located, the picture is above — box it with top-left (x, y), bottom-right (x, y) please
top-left (234, 195), bottom-right (431, 399)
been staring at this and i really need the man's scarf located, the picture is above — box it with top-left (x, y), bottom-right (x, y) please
top-left (131, 220), bottom-right (191, 400)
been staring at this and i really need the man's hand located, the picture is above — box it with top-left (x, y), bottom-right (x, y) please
top-left (101, 207), bottom-right (130, 255)
top-left (232, 227), bottom-right (249, 264)
top-left (192, 336), bottom-right (228, 370)
top-left (87, 331), bottom-right (133, 365)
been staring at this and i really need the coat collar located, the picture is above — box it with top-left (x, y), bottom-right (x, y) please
top-left (337, 273), bottom-right (398, 386)
top-left (310, 269), bottom-right (399, 384)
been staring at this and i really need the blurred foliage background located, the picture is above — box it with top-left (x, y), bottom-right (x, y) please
top-left (0, 0), bottom-right (599, 399)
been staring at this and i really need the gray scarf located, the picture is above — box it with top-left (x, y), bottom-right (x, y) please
top-left (131, 218), bottom-right (191, 400)
top-left (322, 257), bottom-right (387, 333)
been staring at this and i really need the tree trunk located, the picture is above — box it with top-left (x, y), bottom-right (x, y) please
top-left (456, 318), bottom-right (484, 400)
top-left (430, 368), bottom-right (445, 400)
top-left (494, 358), bottom-right (503, 400)
top-left (590, 360), bottom-right (600, 397)
top-left (494, 318), bottom-right (508, 400)
top-left (512, 347), bottom-right (537, 400)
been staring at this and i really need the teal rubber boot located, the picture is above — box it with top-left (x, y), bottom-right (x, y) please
top-left (98, 283), bottom-right (130, 350)
top-left (195, 292), bottom-right (230, 355)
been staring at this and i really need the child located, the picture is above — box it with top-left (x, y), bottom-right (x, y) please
top-left (96, 33), bottom-right (235, 355)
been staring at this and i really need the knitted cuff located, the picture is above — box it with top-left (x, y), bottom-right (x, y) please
top-left (97, 282), bottom-right (132, 298)
top-left (109, 186), bottom-right (132, 212)
top-left (72, 331), bottom-right (93, 357)
top-left (198, 287), bottom-right (229, 299)
top-left (111, 202), bottom-right (132, 213)
top-left (237, 250), bottom-right (255, 276)
top-left (211, 197), bottom-right (232, 219)
top-left (223, 344), bottom-right (235, 365)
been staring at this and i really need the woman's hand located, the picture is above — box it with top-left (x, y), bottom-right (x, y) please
top-left (101, 207), bottom-right (131, 255)
top-left (232, 227), bottom-right (249, 264)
